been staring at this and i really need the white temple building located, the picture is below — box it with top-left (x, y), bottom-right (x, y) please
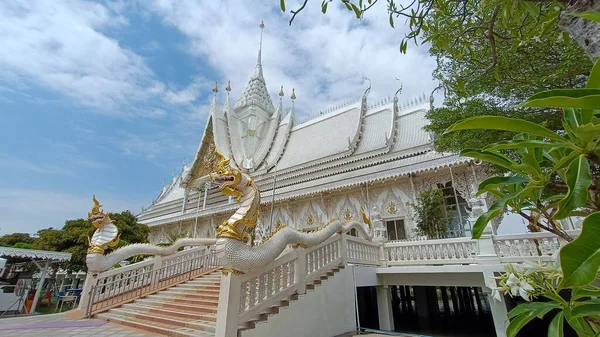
top-left (138, 29), bottom-right (487, 247)
top-left (119, 24), bottom-right (576, 337)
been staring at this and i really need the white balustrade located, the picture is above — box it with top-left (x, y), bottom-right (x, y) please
top-left (345, 236), bottom-right (381, 265)
top-left (492, 230), bottom-right (580, 263)
top-left (384, 237), bottom-right (479, 265)
top-left (83, 245), bottom-right (218, 316)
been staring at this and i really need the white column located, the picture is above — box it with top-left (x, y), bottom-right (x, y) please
top-left (215, 272), bottom-right (242, 337)
top-left (376, 285), bottom-right (394, 331)
top-left (484, 271), bottom-right (508, 337)
top-left (30, 260), bottom-right (50, 313)
top-left (202, 182), bottom-right (211, 210)
top-left (477, 225), bottom-right (501, 265)
top-left (78, 273), bottom-right (97, 313)
top-left (295, 248), bottom-right (306, 295)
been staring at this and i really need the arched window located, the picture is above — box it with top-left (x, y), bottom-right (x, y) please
top-left (436, 181), bottom-right (473, 238)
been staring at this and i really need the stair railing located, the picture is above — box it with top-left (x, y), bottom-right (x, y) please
top-left (215, 233), bottom-right (380, 337)
top-left (82, 245), bottom-right (218, 317)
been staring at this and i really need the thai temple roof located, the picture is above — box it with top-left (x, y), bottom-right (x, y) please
top-left (138, 22), bottom-right (466, 226)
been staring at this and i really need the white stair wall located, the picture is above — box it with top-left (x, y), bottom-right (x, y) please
top-left (241, 266), bottom-right (357, 337)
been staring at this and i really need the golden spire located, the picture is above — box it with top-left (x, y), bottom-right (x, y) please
top-left (279, 85), bottom-right (284, 97)
top-left (226, 80), bottom-right (231, 92)
top-left (260, 20), bottom-right (265, 29)
top-left (212, 81), bottom-right (218, 93)
top-left (290, 88), bottom-right (296, 100)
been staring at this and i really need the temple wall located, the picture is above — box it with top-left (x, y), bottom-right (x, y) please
top-left (240, 266), bottom-right (357, 337)
top-left (145, 164), bottom-right (492, 244)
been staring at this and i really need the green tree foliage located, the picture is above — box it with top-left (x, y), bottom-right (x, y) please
top-left (280, 1), bottom-right (594, 152)
top-left (446, 55), bottom-right (600, 336)
top-left (0, 232), bottom-right (35, 247)
top-left (31, 211), bottom-right (149, 272)
top-left (281, 0), bottom-right (599, 59)
top-left (410, 189), bottom-right (450, 239)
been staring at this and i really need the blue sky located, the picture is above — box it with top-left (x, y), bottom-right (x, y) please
top-left (0, 0), bottom-right (528, 235)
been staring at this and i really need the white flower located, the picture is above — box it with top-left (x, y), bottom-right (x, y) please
top-left (506, 273), bottom-right (535, 301)
top-left (490, 288), bottom-right (503, 302)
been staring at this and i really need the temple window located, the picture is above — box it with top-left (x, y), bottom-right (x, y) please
top-left (436, 182), bottom-right (472, 238)
top-left (386, 219), bottom-right (406, 241)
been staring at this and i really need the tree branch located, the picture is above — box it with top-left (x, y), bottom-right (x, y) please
top-left (289, 0), bottom-right (309, 26)
top-left (483, 6), bottom-right (500, 73)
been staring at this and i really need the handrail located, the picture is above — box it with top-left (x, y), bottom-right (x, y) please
top-left (492, 230), bottom-right (580, 263)
top-left (85, 247), bottom-right (218, 317)
top-left (383, 236), bottom-right (479, 266)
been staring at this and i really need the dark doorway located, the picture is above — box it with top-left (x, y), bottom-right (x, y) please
top-left (391, 285), bottom-right (495, 337)
top-left (356, 286), bottom-right (379, 330)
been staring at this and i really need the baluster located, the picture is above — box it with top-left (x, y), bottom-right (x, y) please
top-left (240, 281), bottom-right (248, 312)
top-left (267, 269), bottom-right (274, 297)
top-left (274, 265), bottom-right (281, 291)
top-left (249, 278), bottom-right (257, 309)
top-left (289, 261), bottom-right (295, 287)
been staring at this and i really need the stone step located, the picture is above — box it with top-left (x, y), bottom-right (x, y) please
top-left (109, 307), bottom-right (217, 333)
top-left (96, 312), bottom-right (213, 337)
top-left (177, 283), bottom-right (221, 291)
top-left (157, 290), bottom-right (220, 301)
top-left (152, 293), bottom-right (219, 307)
top-left (122, 302), bottom-right (216, 322)
top-left (166, 287), bottom-right (221, 295)
top-left (134, 298), bottom-right (218, 314)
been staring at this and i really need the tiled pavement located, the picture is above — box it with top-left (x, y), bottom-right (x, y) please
top-left (0, 312), bottom-right (165, 336)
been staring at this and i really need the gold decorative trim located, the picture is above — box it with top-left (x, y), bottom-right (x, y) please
top-left (222, 269), bottom-right (244, 276)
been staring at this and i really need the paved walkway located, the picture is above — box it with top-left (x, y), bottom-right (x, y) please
top-left (0, 312), bottom-right (164, 336)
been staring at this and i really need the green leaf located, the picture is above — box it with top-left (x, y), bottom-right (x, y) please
top-left (587, 59), bottom-right (600, 89)
top-left (567, 10), bottom-right (600, 24)
top-left (280, 0), bottom-right (286, 12)
top-left (446, 116), bottom-right (566, 142)
top-left (564, 307), bottom-right (597, 336)
top-left (485, 139), bottom-right (559, 151)
top-left (554, 156), bottom-right (592, 219)
top-left (574, 123), bottom-right (600, 143)
top-left (507, 303), bottom-right (559, 337)
top-left (508, 301), bottom-right (561, 319)
top-left (571, 300), bottom-right (600, 318)
top-left (548, 312), bottom-right (564, 337)
top-left (472, 195), bottom-right (510, 239)
top-left (559, 212), bottom-right (600, 288)
top-left (389, 13), bottom-right (394, 27)
top-left (461, 150), bottom-right (519, 172)
top-left (572, 287), bottom-right (600, 301)
top-left (520, 89), bottom-right (600, 110)
top-left (478, 176), bottom-right (528, 192)
top-left (350, 3), bottom-right (361, 18)
top-left (322, 2), bottom-right (328, 13)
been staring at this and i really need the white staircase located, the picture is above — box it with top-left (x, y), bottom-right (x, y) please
top-left (83, 235), bottom-right (381, 337)
top-left (96, 270), bottom-right (221, 336)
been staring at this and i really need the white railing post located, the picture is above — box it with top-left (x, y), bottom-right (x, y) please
top-left (296, 248), bottom-right (306, 295)
top-left (79, 272), bottom-right (98, 313)
top-left (151, 256), bottom-right (163, 286)
top-left (215, 272), bottom-right (242, 337)
top-left (477, 224), bottom-right (500, 265)
top-left (378, 244), bottom-right (387, 267)
top-left (340, 234), bottom-right (348, 266)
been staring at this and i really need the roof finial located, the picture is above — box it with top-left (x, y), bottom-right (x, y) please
top-left (291, 88), bottom-right (296, 110)
top-left (226, 80), bottom-right (231, 92)
top-left (279, 85), bottom-right (284, 97)
top-left (394, 77), bottom-right (403, 100)
top-left (258, 21), bottom-right (265, 66)
top-left (212, 81), bottom-right (218, 93)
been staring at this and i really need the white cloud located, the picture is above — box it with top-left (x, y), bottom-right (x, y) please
top-left (0, 188), bottom-right (145, 235)
top-left (147, 0), bottom-right (437, 120)
top-left (0, 1), bottom-right (205, 118)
